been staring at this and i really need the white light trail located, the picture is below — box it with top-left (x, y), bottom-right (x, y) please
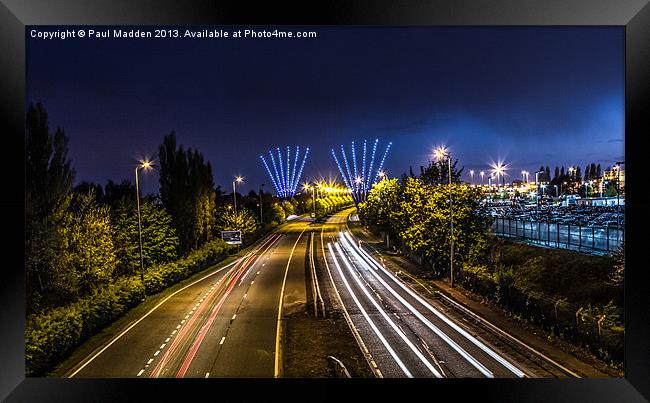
top-left (343, 231), bottom-right (526, 378)
top-left (327, 242), bottom-right (413, 378)
top-left (333, 242), bottom-right (444, 378)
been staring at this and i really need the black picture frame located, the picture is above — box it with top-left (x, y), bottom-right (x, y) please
top-left (2, 1), bottom-right (648, 401)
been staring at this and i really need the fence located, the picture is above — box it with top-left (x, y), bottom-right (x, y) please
top-left (492, 217), bottom-right (623, 254)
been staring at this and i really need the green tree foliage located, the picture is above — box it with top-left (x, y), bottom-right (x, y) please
top-left (218, 207), bottom-right (258, 236)
top-left (359, 178), bottom-right (402, 237)
top-left (271, 202), bottom-right (286, 225)
top-left (26, 102), bottom-right (76, 310)
top-left (64, 189), bottom-right (118, 295)
top-left (362, 176), bottom-right (491, 276)
top-left (111, 197), bottom-right (179, 277)
top-left (419, 158), bottom-right (463, 185)
top-left (158, 132), bottom-right (217, 253)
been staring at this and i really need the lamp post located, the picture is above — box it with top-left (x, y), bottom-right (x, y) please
top-left (535, 170), bottom-right (543, 219)
top-left (233, 176), bottom-right (243, 215)
top-left (434, 146), bottom-right (454, 288)
top-left (135, 160), bottom-right (152, 283)
top-left (304, 184), bottom-right (316, 220)
top-left (259, 184), bottom-right (264, 224)
top-left (615, 161), bottom-right (625, 233)
top-left (488, 176), bottom-right (493, 206)
top-left (480, 171), bottom-right (485, 186)
top-left (470, 170), bottom-right (474, 185)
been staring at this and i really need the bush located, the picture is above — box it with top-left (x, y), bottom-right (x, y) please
top-left (144, 239), bottom-right (232, 295)
top-left (25, 238), bottom-right (233, 376)
top-left (25, 277), bottom-right (145, 376)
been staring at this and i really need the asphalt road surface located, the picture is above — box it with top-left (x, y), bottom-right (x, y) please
top-left (68, 218), bottom-right (309, 378)
top-left (318, 208), bottom-right (531, 378)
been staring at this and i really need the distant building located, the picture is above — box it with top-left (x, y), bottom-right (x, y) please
top-left (603, 167), bottom-right (625, 189)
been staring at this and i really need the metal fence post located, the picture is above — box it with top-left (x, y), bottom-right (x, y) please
top-left (578, 225), bottom-right (582, 252)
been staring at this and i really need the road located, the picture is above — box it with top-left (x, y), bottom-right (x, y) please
top-left (318, 208), bottom-right (531, 378)
top-left (68, 218), bottom-right (309, 378)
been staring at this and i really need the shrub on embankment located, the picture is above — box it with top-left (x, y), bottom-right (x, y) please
top-left (25, 239), bottom-right (233, 376)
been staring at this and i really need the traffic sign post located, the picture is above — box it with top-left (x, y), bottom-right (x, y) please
top-left (221, 230), bottom-right (242, 245)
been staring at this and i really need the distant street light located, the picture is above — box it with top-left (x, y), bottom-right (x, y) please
top-left (304, 183), bottom-right (316, 220)
top-left (535, 170), bottom-right (544, 219)
top-left (135, 160), bottom-right (153, 283)
top-left (233, 176), bottom-right (243, 215)
top-left (434, 146), bottom-right (455, 288)
top-left (615, 161), bottom-right (625, 233)
top-left (480, 171), bottom-right (485, 185)
top-left (470, 170), bottom-right (475, 185)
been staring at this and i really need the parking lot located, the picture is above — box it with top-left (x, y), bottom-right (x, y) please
top-left (487, 204), bottom-right (625, 230)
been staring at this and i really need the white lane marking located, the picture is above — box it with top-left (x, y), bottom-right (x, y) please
top-left (176, 325), bottom-right (181, 329)
top-left (154, 350), bottom-right (160, 356)
top-left (68, 258), bottom-right (242, 377)
top-left (328, 242), bottom-right (414, 378)
top-left (172, 330), bottom-right (177, 335)
top-left (335, 242), bottom-right (443, 378)
top-left (160, 343), bottom-right (166, 349)
top-left (340, 233), bottom-right (489, 377)
top-left (274, 226), bottom-right (309, 378)
top-left (257, 271), bottom-right (261, 275)
top-left (165, 338), bottom-right (170, 343)
top-left (251, 280), bottom-right (255, 285)
top-left (137, 369), bottom-right (145, 377)
top-left (181, 320), bottom-right (186, 324)
top-left (320, 220), bottom-right (382, 378)
top-left (345, 231), bottom-right (525, 378)
top-left (205, 373), bottom-right (210, 378)
top-left (185, 315), bottom-right (190, 319)
top-left (147, 358), bottom-right (153, 365)
top-left (220, 337), bottom-right (226, 345)
top-left (243, 293), bottom-right (247, 298)
top-left (231, 314), bottom-right (237, 320)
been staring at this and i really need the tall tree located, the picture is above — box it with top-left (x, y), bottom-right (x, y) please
top-left (158, 132), bottom-right (216, 253)
top-left (420, 158), bottom-right (463, 186)
top-left (554, 166), bottom-right (559, 180)
top-left (25, 102), bottom-right (76, 310)
top-left (111, 196), bottom-right (179, 277)
top-left (65, 189), bottom-right (117, 295)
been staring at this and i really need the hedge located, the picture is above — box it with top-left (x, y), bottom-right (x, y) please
top-left (25, 238), bottom-right (233, 376)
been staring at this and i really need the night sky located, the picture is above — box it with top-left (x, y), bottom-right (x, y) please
top-left (26, 26), bottom-right (624, 196)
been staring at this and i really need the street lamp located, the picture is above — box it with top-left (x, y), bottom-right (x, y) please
top-left (259, 184), bottom-right (265, 224)
top-left (480, 171), bottom-right (485, 186)
top-left (470, 170), bottom-right (474, 185)
top-left (615, 161), bottom-right (625, 232)
top-left (233, 176), bottom-right (243, 215)
top-left (434, 146), bottom-right (455, 288)
top-left (135, 160), bottom-right (153, 282)
top-left (303, 183), bottom-right (316, 220)
top-left (535, 170), bottom-right (544, 219)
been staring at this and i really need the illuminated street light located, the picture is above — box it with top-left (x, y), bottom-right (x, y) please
top-left (470, 169), bottom-right (474, 185)
top-left (535, 170), bottom-right (544, 219)
top-left (135, 159), bottom-right (153, 283)
top-left (615, 161), bottom-right (625, 234)
top-left (480, 171), bottom-right (485, 185)
top-left (434, 146), bottom-right (455, 288)
top-left (490, 162), bottom-right (507, 186)
top-left (233, 176), bottom-right (243, 215)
